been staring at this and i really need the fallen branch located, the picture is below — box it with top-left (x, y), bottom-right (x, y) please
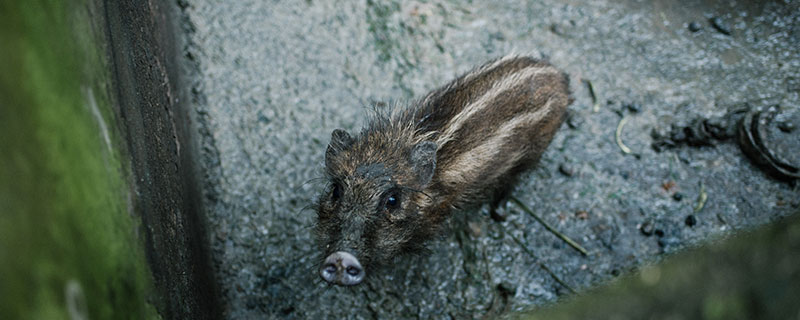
top-left (510, 196), bottom-right (589, 256)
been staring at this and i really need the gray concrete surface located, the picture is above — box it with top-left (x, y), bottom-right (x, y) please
top-left (179, 0), bottom-right (799, 318)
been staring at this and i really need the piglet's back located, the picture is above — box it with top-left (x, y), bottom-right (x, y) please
top-left (412, 56), bottom-right (571, 211)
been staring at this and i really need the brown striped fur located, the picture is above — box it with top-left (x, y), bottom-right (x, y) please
top-left (315, 55), bottom-right (572, 281)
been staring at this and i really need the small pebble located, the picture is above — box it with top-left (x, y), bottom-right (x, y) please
top-left (670, 126), bottom-right (687, 142)
top-left (497, 281), bottom-right (516, 297)
top-left (688, 21), bottom-right (702, 32)
top-left (566, 113), bottom-right (584, 130)
top-left (625, 102), bottom-right (641, 113)
top-left (658, 237), bottom-right (681, 250)
top-left (468, 221), bottom-right (483, 237)
top-left (575, 210), bottom-right (589, 220)
top-left (778, 120), bottom-right (795, 133)
top-left (549, 23), bottom-right (564, 36)
top-left (281, 306), bottom-right (295, 315)
top-left (685, 215), bottom-right (697, 227)
top-left (490, 208), bottom-right (507, 222)
top-left (672, 192), bottom-right (684, 201)
top-left (559, 163), bottom-right (575, 177)
top-left (704, 117), bottom-right (734, 139)
top-left (640, 221), bottom-right (654, 236)
top-left (786, 76), bottom-right (800, 92)
top-left (490, 31), bottom-right (506, 41)
top-left (661, 180), bottom-right (677, 192)
top-left (709, 16), bottom-right (731, 35)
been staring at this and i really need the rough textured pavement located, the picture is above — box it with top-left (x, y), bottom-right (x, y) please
top-left (179, 0), bottom-right (799, 318)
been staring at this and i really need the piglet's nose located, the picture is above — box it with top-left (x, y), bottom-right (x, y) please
top-left (320, 251), bottom-right (364, 286)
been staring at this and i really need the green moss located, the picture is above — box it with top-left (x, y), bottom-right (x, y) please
top-left (519, 215), bottom-right (800, 320)
top-left (0, 1), bottom-right (156, 319)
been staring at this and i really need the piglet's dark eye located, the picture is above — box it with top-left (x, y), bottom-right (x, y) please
top-left (331, 183), bottom-right (342, 201)
top-left (385, 193), bottom-right (400, 210)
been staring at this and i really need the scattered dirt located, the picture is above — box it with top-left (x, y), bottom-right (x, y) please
top-left (177, 0), bottom-right (799, 318)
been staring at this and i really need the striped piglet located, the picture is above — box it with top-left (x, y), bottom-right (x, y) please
top-left (315, 55), bottom-right (572, 286)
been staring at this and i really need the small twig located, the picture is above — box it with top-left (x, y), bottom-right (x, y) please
top-left (615, 116), bottom-right (633, 154)
top-left (694, 182), bottom-right (708, 213)
top-left (509, 196), bottom-right (589, 256)
top-left (510, 233), bottom-right (577, 294)
top-left (716, 213), bottom-right (728, 225)
top-left (582, 79), bottom-right (600, 112)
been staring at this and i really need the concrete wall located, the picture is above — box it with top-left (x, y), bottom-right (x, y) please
top-left (0, 0), bottom-right (218, 318)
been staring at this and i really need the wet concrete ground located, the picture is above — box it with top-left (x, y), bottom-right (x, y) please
top-left (179, 0), bottom-right (798, 318)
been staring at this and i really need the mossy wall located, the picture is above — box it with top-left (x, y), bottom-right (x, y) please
top-left (0, 1), bottom-right (156, 318)
top-left (522, 212), bottom-right (800, 320)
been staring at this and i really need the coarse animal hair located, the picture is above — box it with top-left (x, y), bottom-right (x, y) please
top-left (315, 54), bottom-right (572, 285)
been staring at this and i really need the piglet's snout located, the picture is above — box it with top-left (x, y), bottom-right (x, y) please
top-left (320, 251), bottom-right (364, 286)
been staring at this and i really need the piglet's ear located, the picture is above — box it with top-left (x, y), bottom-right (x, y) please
top-left (326, 129), bottom-right (353, 167)
top-left (409, 141), bottom-right (437, 187)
